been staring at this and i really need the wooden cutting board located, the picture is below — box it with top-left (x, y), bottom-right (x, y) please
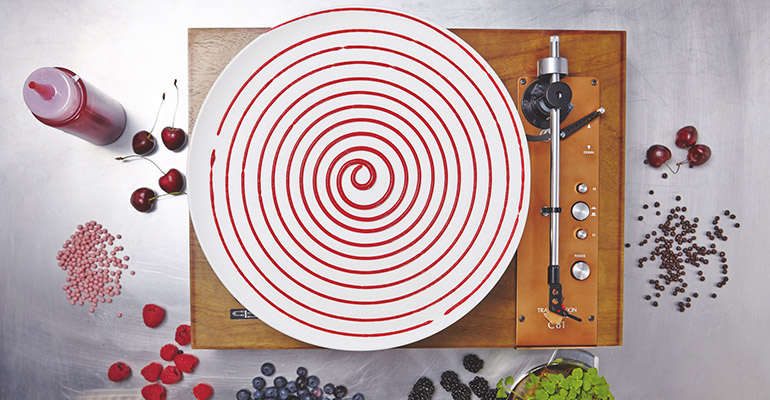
top-left (188, 28), bottom-right (625, 349)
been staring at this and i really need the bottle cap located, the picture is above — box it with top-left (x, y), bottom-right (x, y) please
top-left (23, 67), bottom-right (82, 122)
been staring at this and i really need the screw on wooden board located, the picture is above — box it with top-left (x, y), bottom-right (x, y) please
top-left (588, 315), bottom-right (595, 322)
top-left (518, 315), bottom-right (525, 322)
top-left (520, 78), bottom-right (527, 85)
top-left (591, 79), bottom-right (597, 86)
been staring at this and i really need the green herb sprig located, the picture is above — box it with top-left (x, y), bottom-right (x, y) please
top-left (496, 363), bottom-right (613, 400)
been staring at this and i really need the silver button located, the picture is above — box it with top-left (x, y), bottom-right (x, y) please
top-left (571, 261), bottom-right (591, 281)
top-left (571, 202), bottom-right (590, 221)
top-left (576, 229), bottom-right (587, 240)
top-left (576, 183), bottom-right (588, 194)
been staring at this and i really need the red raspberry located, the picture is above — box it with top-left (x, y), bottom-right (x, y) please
top-left (174, 353), bottom-right (199, 373)
top-left (175, 324), bottom-right (191, 346)
top-left (142, 304), bottom-right (165, 328)
top-left (141, 383), bottom-right (167, 400)
top-left (193, 383), bottom-right (214, 400)
top-left (160, 343), bottom-right (181, 361)
top-left (160, 365), bottom-right (183, 385)
top-left (140, 362), bottom-right (163, 382)
top-left (107, 361), bottom-right (131, 382)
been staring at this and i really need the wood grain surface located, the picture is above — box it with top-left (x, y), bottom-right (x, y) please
top-left (188, 28), bottom-right (625, 349)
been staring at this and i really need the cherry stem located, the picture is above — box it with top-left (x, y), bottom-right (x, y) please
top-left (149, 191), bottom-right (186, 201)
top-left (148, 93), bottom-right (166, 138)
top-left (663, 161), bottom-right (682, 174)
top-left (115, 155), bottom-right (165, 175)
top-left (172, 79), bottom-right (179, 129)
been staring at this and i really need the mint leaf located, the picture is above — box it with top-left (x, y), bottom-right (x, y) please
top-left (497, 387), bottom-right (508, 398)
top-left (571, 368), bottom-right (584, 380)
top-left (506, 376), bottom-right (515, 386)
top-left (535, 389), bottom-right (548, 400)
top-left (583, 379), bottom-right (592, 391)
top-left (497, 379), bottom-right (505, 389)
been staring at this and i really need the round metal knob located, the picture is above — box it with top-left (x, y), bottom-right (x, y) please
top-left (571, 261), bottom-right (591, 281)
top-left (576, 229), bottom-right (588, 240)
top-left (571, 202), bottom-right (590, 221)
top-left (576, 183), bottom-right (588, 194)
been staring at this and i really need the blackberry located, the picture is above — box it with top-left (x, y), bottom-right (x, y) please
top-left (440, 370), bottom-right (460, 392)
top-left (469, 376), bottom-right (490, 398)
top-left (462, 354), bottom-right (484, 373)
top-left (408, 391), bottom-right (431, 400)
top-left (482, 390), bottom-right (498, 400)
top-left (412, 376), bottom-right (435, 396)
top-left (451, 383), bottom-right (471, 400)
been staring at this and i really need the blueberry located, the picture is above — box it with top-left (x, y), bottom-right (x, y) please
top-left (333, 385), bottom-right (347, 399)
top-left (296, 366), bottom-right (308, 377)
top-left (296, 376), bottom-right (307, 389)
top-left (253, 390), bottom-right (265, 400)
top-left (311, 387), bottom-right (323, 398)
top-left (352, 394), bottom-right (365, 400)
top-left (237, 389), bottom-right (252, 400)
top-left (297, 388), bottom-right (309, 397)
top-left (265, 386), bottom-right (279, 398)
top-left (279, 387), bottom-right (290, 400)
top-left (287, 380), bottom-right (298, 393)
top-left (307, 375), bottom-right (320, 388)
top-left (261, 362), bottom-right (276, 376)
top-left (300, 395), bottom-right (312, 400)
top-left (274, 376), bottom-right (288, 388)
top-left (253, 377), bottom-right (267, 390)
top-left (323, 383), bottom-right (335, 395)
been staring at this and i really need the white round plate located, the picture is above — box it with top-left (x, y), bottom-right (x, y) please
top-left (188, 7), bottom-right (530, 350)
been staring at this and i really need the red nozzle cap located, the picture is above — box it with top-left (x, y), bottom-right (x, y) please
top-left (29, 81), bottom-right (56, 100)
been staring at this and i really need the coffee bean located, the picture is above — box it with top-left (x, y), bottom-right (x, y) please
top-left (643, 204), bottom-right (649, 209)
top-left (645, 295), bottom-right (652, 300)
top-left (729, 214), bottom-right (736, 219)
top-left (711, 293), bottom-right (717, 298)
top-left (654, 202), bottom-right (660, 207)
top-left (734, 223), bottom-right (740, 228)
top-left (693, 292), bottom-right (699, 298)
top-left (724, 210), bottom-right (730, 216)
top-left (676, 196), bottom-right (681, 201)
top-left (652, 301), bottom-right (658, 307)
top-left (625, 243), bottom-right (630, 248)
top-left (649, 190), bottom-right (655, 195)
top-left (638, 216), bottom-right (644, 221)
top-left (662, 173), bottom-right (668, 179)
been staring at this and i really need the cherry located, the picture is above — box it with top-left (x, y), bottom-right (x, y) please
top-left (161, 127), bottom-right (186, 151)
top-left (132, 92), bottom-right (165, 155)
top-left (646, 144), bottom-right (672, 168)
top-left (159, 168), bottom-right (185, 193)
top-left (161, 79), bottom-right (187, 151)
top-left (131, 188), bottom-right (156, 212)
top-left (132, 131), bottom-right (156, 155)
top-left (116, 155), bottom-right (187, 194)
top-left (687, 144), bottom-right (711, 166)
top-left (675, 126), bottom-right (698, 149)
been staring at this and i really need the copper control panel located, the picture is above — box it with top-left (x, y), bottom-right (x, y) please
top-left (515, 76), bottom-right (600, 347)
